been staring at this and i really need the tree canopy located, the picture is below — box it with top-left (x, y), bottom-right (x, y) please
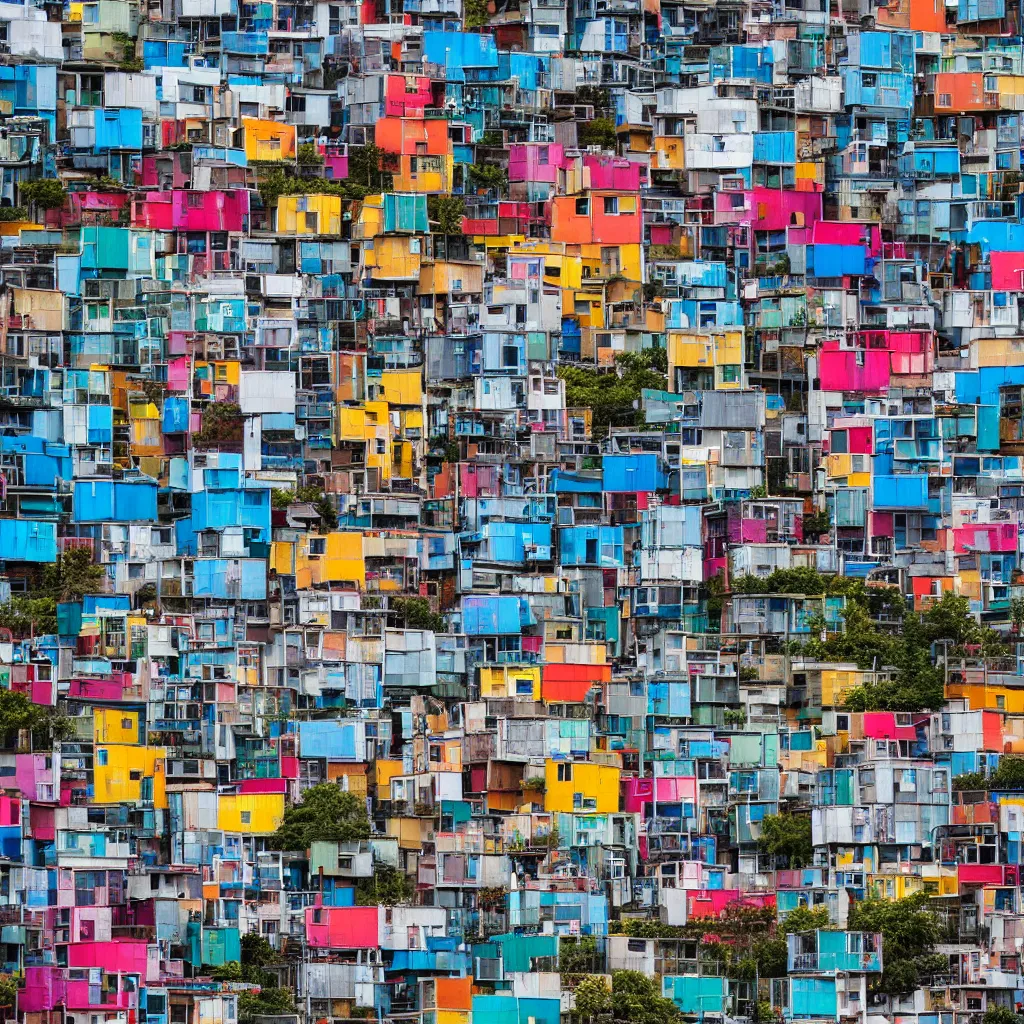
top-left (558, 350), bottom-right (667, 434)
top-left (847, 894), bottom-right (945, 997)
top-left (572, 971), bottom-right (683, 1024)
top-left (355, 865), bottom-right (415, 906)
top-left (266, 782), bottom-right (370, 851)
top-left (756, 812), bottom-right (814, 868)
top-left (733, 571), bottom-right (996, 712)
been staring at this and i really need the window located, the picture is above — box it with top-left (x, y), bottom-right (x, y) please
top-left (575, 197), bottom-right (589, 216)
top-left (557, 762), bottom-right (573, 782)
top-left (603, 195), bottom-right (619, 215)
top-left (240, 811), bottom-right (252, 824)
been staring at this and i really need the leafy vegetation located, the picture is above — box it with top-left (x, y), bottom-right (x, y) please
top-left (19, 178), bottom-right (67, 211)
top-left (0, 975), bottom-right (17, 1009)
top-left (954, 755), bottom-right (1024, 791)
top-left (731, 570), bottom-right (997, 712)
top-left (0, 689), bottom-right (77, 749)
top-left (392, 596), bottom-right (445, 633)
top-left (355, 864), bottom-right (415, 905)
top-left (0, 597), bottom-right (59, 637)
top-left (238, 986), bottom-right (295, 1023)
top-left (111, 31), bottom-right (143, 70)
top-left (347, 143), bottom-right (397, 191)
top-left (297, 142), bottom-right (323, 166)
top-left (847, 894), bottom-right (944, 997)
top-left (464, 0), bottom-right (490, 28)
top-left (44, 547), bottom-right (106, 602)
top-left (800, 509), bottom-right (831, 539)
top-left (778, 904), bottom-right (831, 934)
top-left (428, 194), bottom-right (466, 235)
top-left (981, 1006), bottom-right (1024, 1024)
top-left (609, 903), bottom-right (822, 985)
top-left (757, 812), bottom-right (813, 868)
top-left (193, 402), bottom-right (244, 449)
top-left (258, 145), bottom-right (395, 206)
top-left (577, 118), bottom-right (618, 151)
top-left (267, 782), bottom-right (370, 851)
top-left (271, 484), bottom-right (338, 530)
top-left (467, 163), bottom-right (507, 192)
top-left (558, 350), bottom-right (668, 434)
top-left (559, 936), bottom-right (601, 974)
top-left (572, 971), bottom-right (683, 1024)
top-left (0, 548), bottom-right (106, 637)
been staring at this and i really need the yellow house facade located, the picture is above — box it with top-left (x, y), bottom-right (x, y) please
top-left (544, 759), bottom-right (620, 814)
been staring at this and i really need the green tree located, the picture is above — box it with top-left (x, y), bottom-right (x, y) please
top-left (558, 350), bottom-right (668, 434)
top-left (577, 118), bottom-right (618, 151)
top-left (757, 813), bottom-right (813, 868)
top-left (0, 689), bottom-right (73, 748)
top-left (392, 596), bottom-right (445, 633)
top-left (428, 194), bottom-right (466, 235)
top-left (42, 546), bottom-right (105, 602)
top-left (609, 970), bottom-right (683, 1024)
top-left (0, 597), bottom-right (59, 636)
top-left (560, 937), bottom-right (601, 975)
top-left (257, 167), bottom-right (293, 207)
top-left (952, 771), bottom-right (987, 791)
top-left (267, 783), bottom-right (370, 851)
top-left (702, 572), bottom-right (726, 630)
top-left (847, 894), bottom-right (943, 998)
top-left (297, 142), bottom-right (323, 166)
top-left (355, 865), bottom-right (415, 906)
top-left (271, 484), bottom-right (338, 529)
top-left (463, 0), bottom-right (489, 28)
top-left (208, 961), bottom-right (243, 982)
top-left (982, 1006), bottom-right (1024, 1024)
top-left (0, 975), bottom-right (17, 1009)
top-left (238, 987), bottom-right (295, 1024)
top-left (801, 509), bottom-right (831, 539)
top-left (920, 591), bottom-right (980, 647)
top-left (214, 934), bottom-right (290, 1015)
top-left (991, 756), bottom-right (1024, 790)
top-left (749, 937), bottom-right (788, 978)
top-left (19, 178), bottom-right (67, 211)
top-left (468, 163), bottom-right (507, 192)
top-left (572, 975), bottom-right (612, 1022)
top-left (574, 85), bottom-right (612, 116)
top-left (194, 402), bottom-right (244, 449)
top-left (241, 932), bottom-right (279, 977)
top-left (780, 905), bottom-right (831, 934)
top-left (347, 144), bottom-right (395, 192)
